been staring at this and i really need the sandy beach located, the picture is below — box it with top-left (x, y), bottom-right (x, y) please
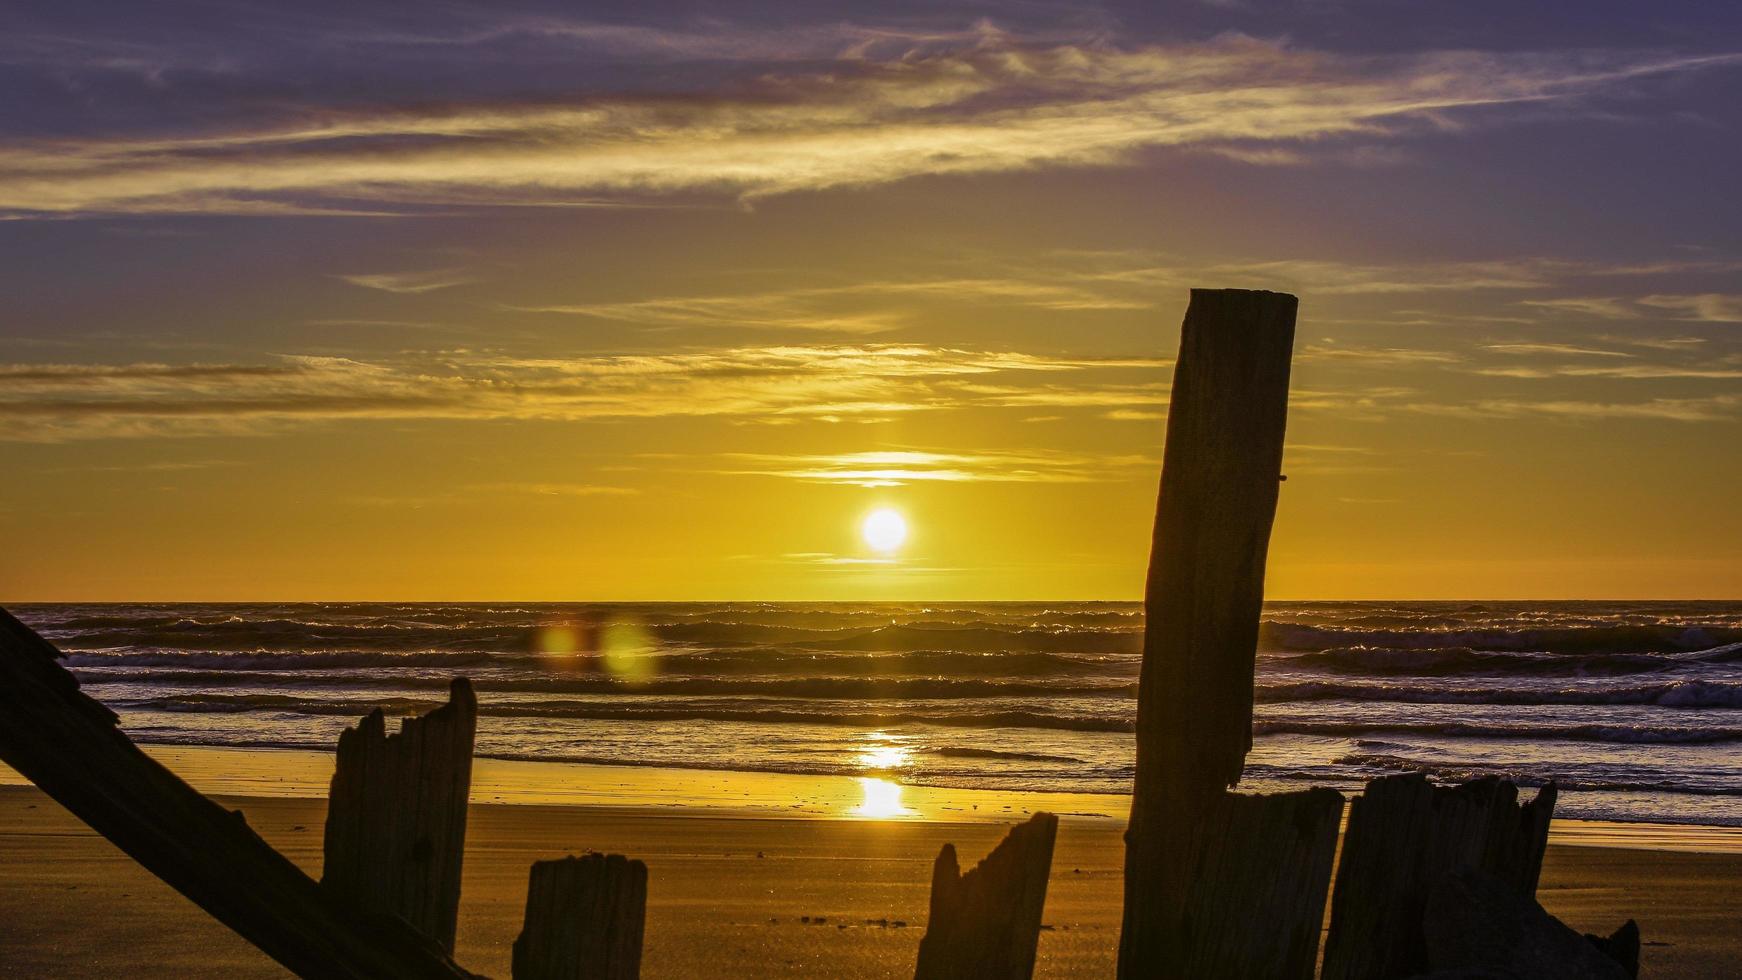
top-left (3, 748), bottom-right (1741, 978)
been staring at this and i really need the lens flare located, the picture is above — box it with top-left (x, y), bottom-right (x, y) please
top-left (534, 616), bottom-right (658, 686)
top-left (535, 622), bottom-right (581, 656)
top-left (599, 617), bottom-right (656, 685)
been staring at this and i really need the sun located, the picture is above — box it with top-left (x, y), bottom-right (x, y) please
top-left (861, 508), bottom-right (908, 553)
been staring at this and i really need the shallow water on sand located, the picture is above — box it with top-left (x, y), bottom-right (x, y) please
top-left (16, 600), bottom-right (1742, 826)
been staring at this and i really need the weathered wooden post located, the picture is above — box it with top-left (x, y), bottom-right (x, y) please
top-left (914, 812), bottom-right (1058, 980)
top-left (1165, 787), bottom-right (1344, 977)
top-left (1117, 288), bottom-right (1320, 978)
top-left (512, 853), bottom-right (649, 980)
top-left (322, 677), bottom-right (478, 953)
top-left (1321, 774), bottom-right (1559, 980)
top-left (0, 607), bottom-right (479, 979)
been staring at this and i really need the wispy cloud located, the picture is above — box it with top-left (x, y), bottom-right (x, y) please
top-left (1132, 259), bottom-right (1553, 295)
top-left (337, 269), bottom-right (477, 294)
top-left (1482, 342), bottom-right (1633, 358)
top-left (516, 290), bottom-right (905, 334)
top-left (718, 449), bottom-right (1150, 487)
top-left (7, 326), bottom-right (1734, 442)
top-left (1, 33), bottom-right (1734, 216)
top-left (1639, 293), bottom-right (1742, 323)
top-left (338, 17), bottom-right (1036, 65)
top-left (0, 346), bottom-right (1164, 441)
top-left (518, 276), bottom-right (1161, 332)
top-left (1473, 364), bottom-right (1742, 380)
top-left (1521, 293), bottom-right (1742, 323)
top-left (46, 458), bottom-right (245, 474)
top-left (1521, 297), bottom-right (1642, 320)
top-left (1600, 335), bottom-right (1709, 351)
top-left (1414, 394), bottom-right (1742, 423)
top-left (1298, 344), bottom-right (1464, 365)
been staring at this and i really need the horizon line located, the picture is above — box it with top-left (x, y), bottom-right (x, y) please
top-left (6, 596), bottom-right (1741, 604)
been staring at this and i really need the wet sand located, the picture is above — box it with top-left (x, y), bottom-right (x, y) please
top-left (3, 778), bottom-right (1741, 978)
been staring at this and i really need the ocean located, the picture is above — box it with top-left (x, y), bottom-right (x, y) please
top-left (15, 601), bottom-right (1742, 826)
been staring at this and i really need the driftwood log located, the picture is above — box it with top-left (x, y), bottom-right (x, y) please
top-left (323, 677), bottom-right (478, 951)
top-left (512, 853), bottom-right (649, 980)
top-left (0, 606), bottom-right (479, 979)
top-left (1172, 788), bottom-right (1343, 979)
top-left (1118, 288), bottom-right (1298, 977)
top-left (914, 812), bottom-right (1058, 980)
top-left (1321, 774), bottom-right (1558, 980)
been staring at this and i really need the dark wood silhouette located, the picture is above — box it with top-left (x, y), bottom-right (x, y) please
top-left (0, 607), bottom-right (478, 979)
top-left (323, 677), bottom-right (478, 952)
top-left (1422, 867), bottom-right (1635, 979)
top-left (914, 812), bottom-right (1058, 980)
top-left (1172, 788), bottom-right (1343, 979)
top-left (512, 853), bottom-right (649, 980)
top-left (1321, 774), bottom-right (1558, 980)
top-left (1586, 920), bottom-right (1642, 979)
top-left (1118, 288), bottom-right (1298, 977)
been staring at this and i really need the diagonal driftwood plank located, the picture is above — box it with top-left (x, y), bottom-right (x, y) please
top-left (0, 606), bottom-right (480, 979)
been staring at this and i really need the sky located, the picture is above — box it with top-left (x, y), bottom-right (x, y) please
top-left (2, 0), bottom-right (1739, 601)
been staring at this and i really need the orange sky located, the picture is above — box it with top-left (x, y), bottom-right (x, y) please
top-left (2, 6), bottom-right (1739, 600)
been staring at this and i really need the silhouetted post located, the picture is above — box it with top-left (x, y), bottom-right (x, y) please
top-left (323, 678), bottom-right (478, 952)
top-left (1321, 774), bottom-right (1558, 980)
top-left (914, 812), bottom-right (1058, 980)
top-left (1118, 288), bottom-right (1300, 977)
top-left (0, 608), bottom-right (478, 979)
top-left (512, 854), bottom-right (649, 980)
top-left (1169, 788), bottom-right (1344, 977)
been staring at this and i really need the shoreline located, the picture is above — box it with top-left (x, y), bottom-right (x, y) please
top-left (7, 742), bottom-right (1740, 853)
top-left (4, 780), bottom-right (1742, 978)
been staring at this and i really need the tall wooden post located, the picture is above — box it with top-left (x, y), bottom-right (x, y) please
top-left (323, 678), bottom-right (478, 952)
top-left (1118, 289), bottom-right (1299, 977)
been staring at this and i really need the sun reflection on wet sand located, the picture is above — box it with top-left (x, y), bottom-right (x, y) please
top-left (850, 776), bottom-right (916, 818)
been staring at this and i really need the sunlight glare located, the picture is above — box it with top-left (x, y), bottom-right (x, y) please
top-left (861, 508), bottom-right (908, 553)
top-left (854, 733), bottom-right (911, 771)
top-left (851, 776), bottom-right (915, 818)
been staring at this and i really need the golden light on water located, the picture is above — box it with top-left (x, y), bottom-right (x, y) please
top-left (855, 742), bottom-right (911, 771)
top-left (851, 777), bottom-right (915, 818)
top-left (850, 733), bottom-right (914, 817)
top-left (861, 508), bottom-right (908, 553)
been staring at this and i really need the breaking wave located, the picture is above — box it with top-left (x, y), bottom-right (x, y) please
top-left (15, 599), bottom-right (1742, 826)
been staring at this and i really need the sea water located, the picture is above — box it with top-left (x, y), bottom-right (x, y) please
top-left (16, 601), bottom-right (1742, 826)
